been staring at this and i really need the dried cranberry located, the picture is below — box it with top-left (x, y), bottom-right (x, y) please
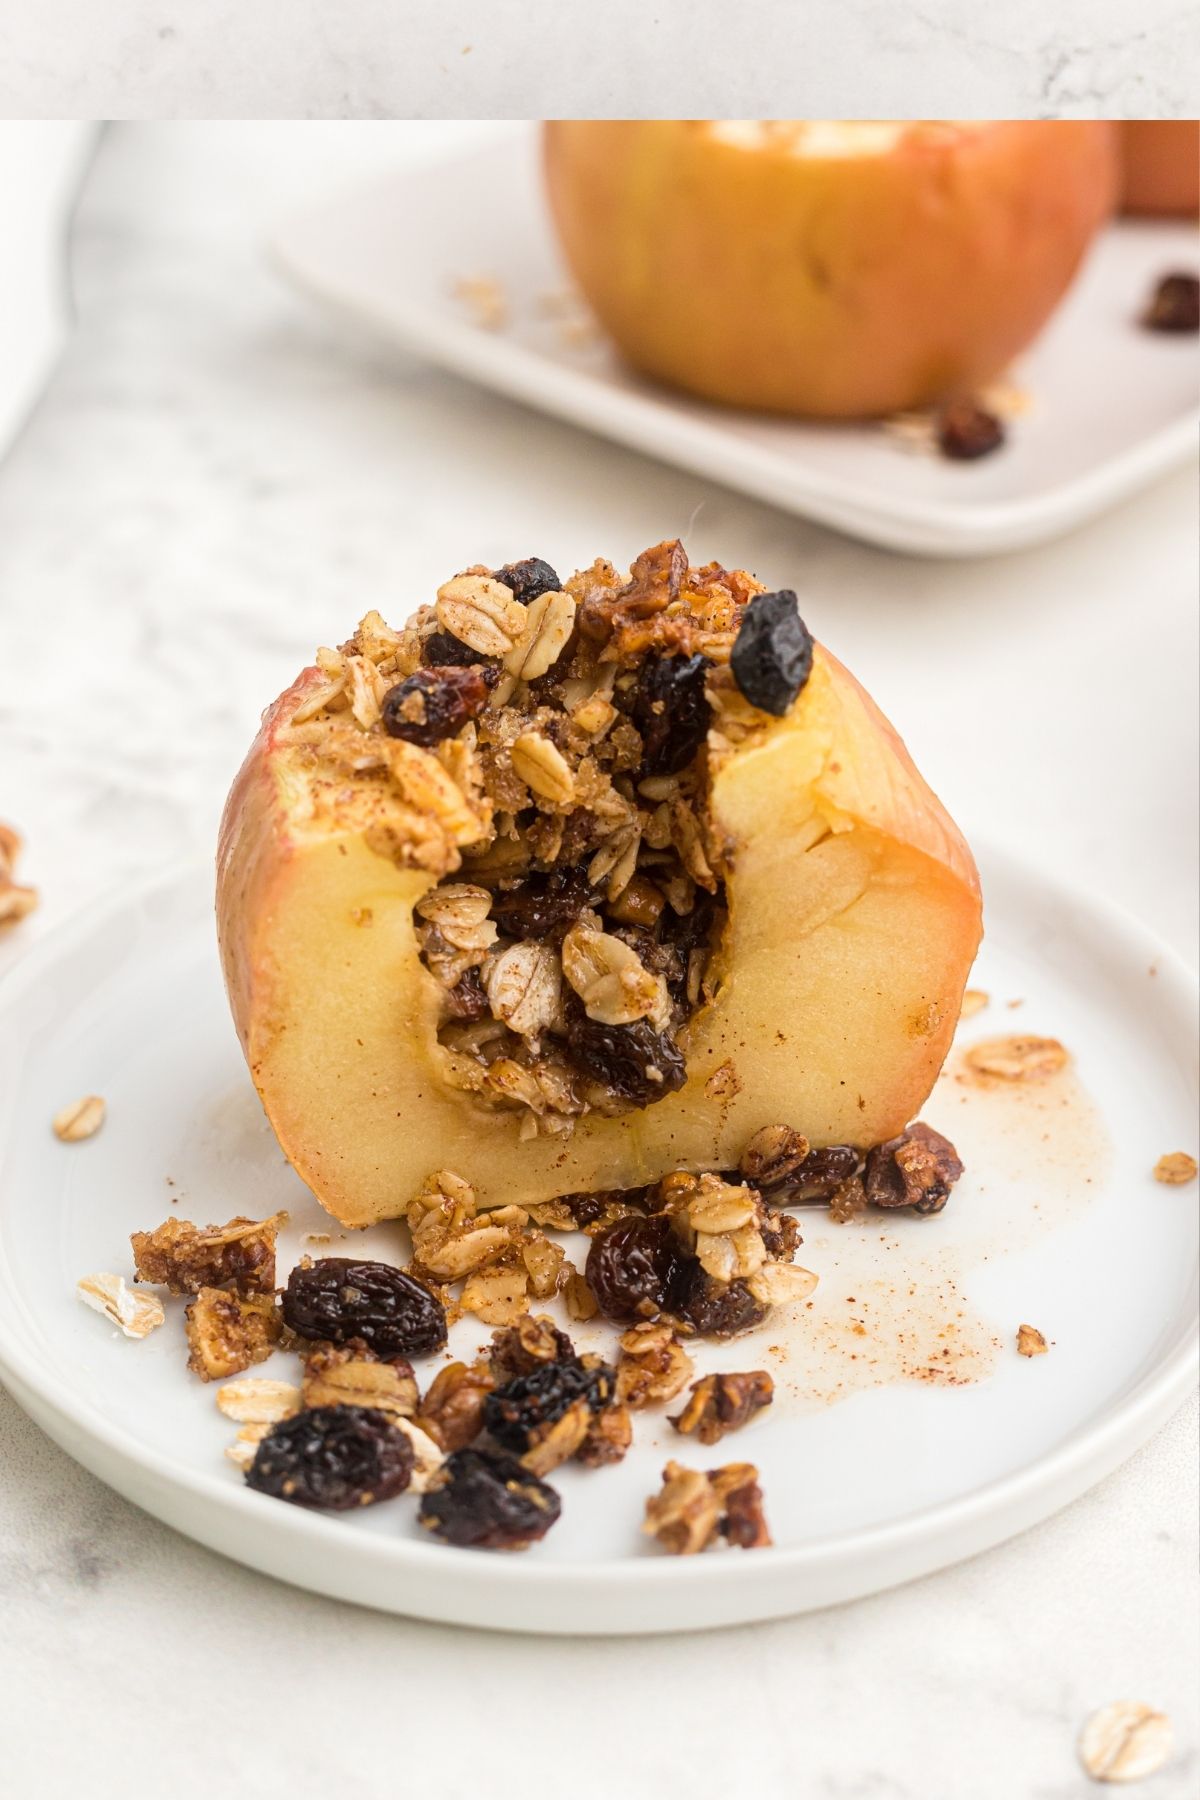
top-left (422, 629), bottom-right (492, 669)
top-left (565, 1012), bottom-right (687, 1106)
top-left (443, 966), bottom-right (489, 1021)
top-left (483, 1357), bottom-right (615, 1456)
top-left (863, 1123), bottom-right (963, 1215)
top-left (492, 557), bottom-right (561, 605)
top-left (1142, 271), bottom-right (1199, 334)
top-left (418, 1448), bottom-right (561, 1549)
top-left (730, 590), bottom-right (814, 717)
top-left (629, 652), bottom-right (712, 776)
top-left (381, 667), bottom-right (492, 746)
top-left (487, 866), bottom-right (595, 939)
top-left (245, 1405), bottom-right (413, 1509)
top-left (282, 1258), bottom-right (447, 1357)
top-left (585, 1214), bottom-right (691, 1324)
top-left (935, 398), bottom-right (1005, 461)
top-left (674, 1267), bottom-right (768, 1338)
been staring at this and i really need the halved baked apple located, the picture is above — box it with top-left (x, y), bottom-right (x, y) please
top-left (217, 546), bottom-right (981, 1227)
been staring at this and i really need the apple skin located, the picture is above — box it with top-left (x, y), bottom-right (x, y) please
top-left (543, 120), bottom-right (1117, 418)
top-left (217, 649), bottom-right (982, 1229)
top-left (1119, 121), bottom-right (1199, 216)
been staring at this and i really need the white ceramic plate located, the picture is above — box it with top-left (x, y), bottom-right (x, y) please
top-left (271, 129), bottom-right (1200, 559)
top-left (0, 850), bottom-right (1195, 1634)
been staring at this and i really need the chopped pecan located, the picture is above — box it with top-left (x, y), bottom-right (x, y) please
top-left (670, 1371), bottom-right (774, 1445)
top-left (863, 1123), bottom-right (963, 1215)
top-left (415, 1358), bottom-right (495, 1452)
top-left (643, 1459), bottom-right (771, 1555)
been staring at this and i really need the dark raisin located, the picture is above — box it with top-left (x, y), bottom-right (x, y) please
top-left (483, 1357), bottom-right (615, 1455)
top-left (555, 1185), bottom-right (656, 1228)
top-left (565, 1012), bottom-right (687, 1106)
top-left (629, 652), bottom-right (712, 776)
top-left (245, 1405), bottom-right (413, 1509)
top-left (422, 629), bottom-right (492, 669)
top-left (418, 1448), bottom-right (562, 1549)
top-left (488, 1315), bottom-right (577, 1382)
top-left (730, 590), bottom-right (814, 717)
top-left (585, 1213), bottom-right (692, 1324)
top-left (487, 866), bottom-right (595, 939)
top-left (935, 398), bottom-right (1006, 461)
top-left (675, 1268), bottom-right (768, 1338)
top-left (1142, 271), bottom-right (1199, 333)
top-left (607, 924), bottom-right (685, 989)
top-left (775, 1144), bottom-right (862, 1205)
top-left (492, 557), bottom-right (561, 605)
top-left (863, 1122), bottom-right (963, 1216)
top-left (443, 966), bottom-right (489, 1021)
top-left (381, 667), bottom-right (492, 746)
top-left (283, 1258), bottom-right (448, 1357)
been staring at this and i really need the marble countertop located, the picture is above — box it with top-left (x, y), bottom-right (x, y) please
top-left (0, 125), bottom-right (1196, 1800)
top-left (1, 0), bottom-right (1198, 118)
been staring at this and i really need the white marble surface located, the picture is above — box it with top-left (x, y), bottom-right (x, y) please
top-left (0, 124), bottom-right (1196, 1799)
top-left (1, 0), bottom-right (1199, 118)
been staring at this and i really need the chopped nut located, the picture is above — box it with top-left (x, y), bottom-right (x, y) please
top-left (416, 1358), bottom-right (496, 1451)
top-left (436, 572), bottom-right (527, 655)
top-left (519, 1398), bottom-right (592, 1475)
top-left (76, 1273), bottom-right (165, 1340)
top-left (710, 1463), bottom-right (772, 1548)
top-left (511, 730), bottom-right (576, 805)
top-left (671, 1371), bottom-right (774, 1444)
top-left (301, 1341), bottom-right (418, 1418)
top-left (52, 1095), bottom-right (106, 1143)
top-left (744, 1261), bottom-right (819, 1306)
top-left (643, 1459), bottom-right (771, 1554)
top-left (1017, 1324), bottom-right (1049, 1357)
top-left (616, 1321), bottom-right (694, 1407)
top-left (185, 1288), bottom-right (282, 1382)
top-left (959, 988), bottom-right (989, 1019)
top-left (739, 1123), bottom-right (810, 1188)
top-left (1078, 1701), bottom-right (1173, 1784)
top-left (1153, 1152), bottom-right (1197, 1185)
top-left (864, 1123), bottom-right (963, 1215)
top-left (130, 1212), bottom-right (285, 1296)
top-left (965, 1035), bottom-right (1069, 1080)
top-left (576, 1401), bottom-right (633, 1467)
top-left (215, 1377), bottom-right (301, 1424)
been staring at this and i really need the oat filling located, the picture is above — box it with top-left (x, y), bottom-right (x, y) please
top-left (295, 541), bottom-right (805, 1134)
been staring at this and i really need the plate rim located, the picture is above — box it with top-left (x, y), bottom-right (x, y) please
top-left (0, 849), bottom-right (1196, 1622)
top-left (268, 137), bottom-right (1200, 559)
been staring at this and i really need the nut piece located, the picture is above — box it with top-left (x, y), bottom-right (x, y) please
top-left (130, 1212), bottom-right (285, 1296)
top-left (53, 1095), bottom-right (106, 1143)
top-left (185, 1288), bottom-right (282, 1381)
top-left (643, 1459), bottom-right (771, 1555)
top-left (864, 1122), bottom-right (963, 1215)
top-left (435, 573), bottom-right (527, 655)
top-left (1078, 1701), bottom-right (1173, 1784)
top-left (215, 1378), bottom-right (301, 1424)
top-left (739, 1124), bottom-right (810, 1188)
top-left (511, 730), bottom-right (576, 805)
top-left (965, 1035), bottom-right (1069, 1080)
top-left (1016, 1323), bottom-right (1049, 1357)
top-left (671, 1371), bottom-right (774, 1444)
top-left (301, 1341), bottom-right (419, 1419)
top-left (1153, 1152), bottom-right (1197, 1185)
top-left (416, 1358), bottom-right (496, 1452)
top-left (616, 1321), bottom-right (694, 1408)
top-left (76, 1273), bottom-right (165, 1340)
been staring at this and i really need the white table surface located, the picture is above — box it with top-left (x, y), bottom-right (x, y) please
top-left (1, 123), bottom-right (1196, 1800)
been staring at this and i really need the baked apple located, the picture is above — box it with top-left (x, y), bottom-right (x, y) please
top-left (543, 120), bottom-right (1117, 418)
top-left (1119, 121), bottom-right (1199, 216)
top-left (217, 545), bottom-right (981, 1228)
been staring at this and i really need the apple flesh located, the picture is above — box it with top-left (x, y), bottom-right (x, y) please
top-left (543, 120), bottom-right (1116, 418)
top-left (218, 604), bottom-right (981, 1229)
top-left (1118, 121), bottom-right (1199, 216)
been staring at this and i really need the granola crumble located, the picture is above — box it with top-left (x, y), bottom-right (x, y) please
top-left (185, 1287), bottom-right (283, 1381)
top-left (643, 1459), bottom-right (771, 1554)
top-left (670, 1370), bottom-right (774, 1444)
top-left (131, 1212), bottom-right (286, 1296)
top-left (1016, 1324), bottom-right (1049, 1357)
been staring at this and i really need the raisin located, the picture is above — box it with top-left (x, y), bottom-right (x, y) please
top-left (422, 629), bottom-right (492, 668)
top-left (1142, 271), bottom-right (1199, 334)
top-left (774, 1144), bottom-right (861, 1205)
top-left (935, 398), bottom-right (1005, 461)
top-left (245, 1405), bottom-right (413, 1509)
top-left (381, 667), bottom-right (492, 746)
top-left (730, 590), bottom-right (814, 717)
top-left (863, 1123), bottom-right (963, 1215)
top-left (492, 557), bottom-right (561, 605)
top-left (585, 1214), bottom-right (692, 1324)
top-left (674, 1267), bottom-right (768, 1338)
top-left (565, 1012), bottom-right (687, 1106)
top-left (608, 924), bottom-right (685, 988)
top-left (555, 1185), bottom-right (656, 1228)
top-left (283, 1258), bottom-right (448, 1357)
top-left (418, 1448), bottom-right (562, 1549)
top-left (483, 1357), bottom-right (615, 1456)
top-left (629, 652), bottom-right (712, 776)
top-left (488, 866), bottom-right (595, 939)
top-left (443, 966), bottom-right (489, 1021)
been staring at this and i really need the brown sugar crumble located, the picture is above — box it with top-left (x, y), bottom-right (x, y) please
top-left (131, 1212), bottom-right (286, 1296)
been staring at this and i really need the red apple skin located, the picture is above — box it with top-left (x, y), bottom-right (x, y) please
top-left (1119, 121), bottom-right (1199, 216)
top-left (543, 120), bottom-right (1118, 418)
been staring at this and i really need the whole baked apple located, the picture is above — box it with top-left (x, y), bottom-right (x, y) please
top-left (1119, 121), bottom-right (1199, 216)
top-left (217, 545), bottom-right (981, 1227)
top-left (543, 120), bottom-right (1116, 418)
